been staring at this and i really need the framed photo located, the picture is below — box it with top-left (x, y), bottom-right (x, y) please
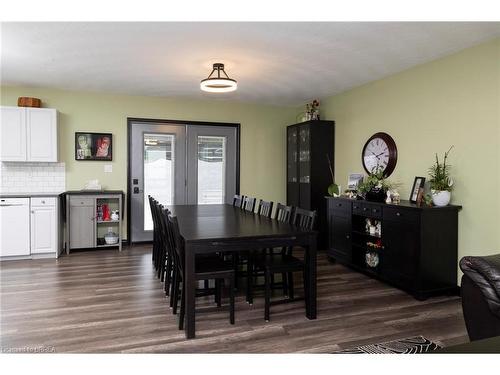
top-left (348, 173), bottom-right (364, 190)
top-left (75, 132), bottom-right (112, 161)
top-left (410, 176), bottom-right (425, 203)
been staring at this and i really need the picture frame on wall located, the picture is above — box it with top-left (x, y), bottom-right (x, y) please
top-left (410, 176), bottom-right (425, 203)
top-left (75, 132), bottom-right (113, 161)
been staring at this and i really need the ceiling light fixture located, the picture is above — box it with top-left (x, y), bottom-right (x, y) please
top-left (200, 63), bottom-right (237, 93)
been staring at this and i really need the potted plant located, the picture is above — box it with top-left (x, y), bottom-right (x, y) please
top-left (428, 146), bottom-right (454, 206)
top-left (357, 168), bottom-right (392, 202)
top-left (326, 154), bottom-right (340, 197)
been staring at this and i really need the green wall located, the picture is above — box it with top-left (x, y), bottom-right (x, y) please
top-left (0, 87), bottom-right (297, 239)
top-left (316, 38), bottom-right (500, 280)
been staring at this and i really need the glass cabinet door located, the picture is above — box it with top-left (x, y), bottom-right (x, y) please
top-left (287, 127), bottom-right (298, 183)
top-left (298, 125), bottom-right (310, 183)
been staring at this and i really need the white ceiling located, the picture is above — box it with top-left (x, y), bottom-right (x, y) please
top-left (1, 22), bottom-right (499, 106)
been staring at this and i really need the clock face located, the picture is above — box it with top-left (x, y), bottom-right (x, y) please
top-left (362, 132), bottom-right (397, 177)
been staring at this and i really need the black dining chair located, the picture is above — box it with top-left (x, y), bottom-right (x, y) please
top-left (148, 196), bottom-right (160, 270)
top-left (166, 212), bottom-right (235, 330)
top-left (254, 207), bottom-right (316, 321)
top-left (257, 199), bottom-right (274, 218)
top-left (246, 203), bottom-right (293, 304)
top-left (233, 194), bottom-right (244, 208)
top-left (242, 196), bottom-right (257, 213)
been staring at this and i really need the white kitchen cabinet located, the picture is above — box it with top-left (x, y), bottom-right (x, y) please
top-left (27, 108), bottom-right (58, 162)
top-left (0, 106), bottom-right (27, 161)
top-left (30, 197), bottom-right (58, 255)
top-left (0, 198), bottom-right (31, 257)
top-left (0, 106), bottom-right (58, 162)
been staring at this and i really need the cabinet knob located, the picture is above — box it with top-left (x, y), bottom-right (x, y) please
top-left (346, 235), bottom-right (350, 239)
top-left (353, 205), bottom-right (358, 209)
top-left (41, 200), bottom-right (45, 204)
top-left (372, 209), bottom-right (378, 213)
top-left (363, 207), bottom-right (367, 211)
top-left (337, 203), bottom-right (342, 207)
top-left (396, 212), bottom-right (401, 216)
top-left (31, 210), bottom-right (34, 214)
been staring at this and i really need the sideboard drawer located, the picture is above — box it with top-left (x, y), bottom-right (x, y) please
top-left (361, 203), bottom-right (382, 219)
top-left (329, 199), bottom-right (351, 216)
top-left (383, 207), bottom-right (419, 223)
top-left (70, 197), bottom-right (94, 207)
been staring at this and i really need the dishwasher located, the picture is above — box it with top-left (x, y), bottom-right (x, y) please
top-left (0, 198), bottom-right (30, 257)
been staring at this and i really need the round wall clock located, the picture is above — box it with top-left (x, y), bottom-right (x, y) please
top-left (362, 132), bottom-right (398, 177)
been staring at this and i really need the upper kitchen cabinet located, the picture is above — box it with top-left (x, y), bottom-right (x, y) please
top-left (0, 106), bottom-right (58, 162)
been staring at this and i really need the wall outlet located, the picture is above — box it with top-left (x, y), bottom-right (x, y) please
top-left (104, 164), bottom-right (113, 173)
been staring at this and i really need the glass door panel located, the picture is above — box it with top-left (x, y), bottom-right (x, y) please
top-left (143, 134), bottom-right (175, 231)
top-left (197, 136), bottom-right (226, 204)
top-left (186, 126), bottom-right (237, 205)
top-left (287, 128), bottom-right (298, 183)
top-left (299, 126), bottom-right (310, 183)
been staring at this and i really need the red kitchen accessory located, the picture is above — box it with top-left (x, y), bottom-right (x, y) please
top-left (102, 204), bottom-right (110, 221)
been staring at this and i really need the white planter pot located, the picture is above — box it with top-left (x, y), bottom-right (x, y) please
top-left (432, 190), bottom-right (451, 207)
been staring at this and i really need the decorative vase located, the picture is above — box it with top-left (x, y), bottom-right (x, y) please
top-left (365, 187), bottom-right (387, 203)
top-left (431, 190), bottom-right (451, 206)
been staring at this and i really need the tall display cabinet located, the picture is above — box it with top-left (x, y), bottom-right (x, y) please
top-left (286, 120), bottom-right (335, 249)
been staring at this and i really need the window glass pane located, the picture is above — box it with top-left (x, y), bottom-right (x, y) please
top-left (143, 134), bottom-right (175, 230)
top-left (197, 136), bottom-right (226, 204)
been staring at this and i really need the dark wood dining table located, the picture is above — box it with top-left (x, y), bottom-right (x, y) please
top-left (166, 204), bottom-right (318, 339)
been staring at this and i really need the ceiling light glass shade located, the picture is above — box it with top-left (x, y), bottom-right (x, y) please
top-left (200, 63), bottom-right (237, 93)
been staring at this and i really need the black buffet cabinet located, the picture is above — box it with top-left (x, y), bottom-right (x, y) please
top-left (287, 120), bottom-right (334, 249)
top-left (326, 197), bottom-right (461, 299)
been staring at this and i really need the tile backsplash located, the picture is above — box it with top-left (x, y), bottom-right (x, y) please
top-left (0, 162), bottom-right (66, 193)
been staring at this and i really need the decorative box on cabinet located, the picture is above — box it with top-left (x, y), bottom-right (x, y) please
top-left (326, 196), bottom-right (461, 300)
top-left (287, 120), bottom-right (334, 249)
top-left (0, 106), bottom-right (58, 162)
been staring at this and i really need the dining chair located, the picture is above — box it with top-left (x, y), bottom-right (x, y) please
top-left (149, 196), bottom-right (162, 272)
top-left (232, 194), bottom-right (244, 208)
top-left (242, 196), bottom-right (257, 212)
top-left (166, 213), bottom-right (235, 330)
top-left (254, 207), bottom-right (316, 321)
top-left (257, 199), bottom-right (274, 218)
top-left (246, 203), bottom-right (293, 304)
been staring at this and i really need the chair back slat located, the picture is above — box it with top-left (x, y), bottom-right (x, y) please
top-left (292, 207), bottom-right (316, 231)
top-left (242, 196), bottom-right (256, 212)
top-left (275, 203), bottom-right (293, 223)
top-left (257, 199), bottom-right (274, 218)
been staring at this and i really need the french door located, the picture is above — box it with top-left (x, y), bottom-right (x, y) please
top-left (129, 120), bottom-right (238, 242)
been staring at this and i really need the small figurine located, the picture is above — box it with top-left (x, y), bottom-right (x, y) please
top-left (385, 190), bottom-right (392, 204)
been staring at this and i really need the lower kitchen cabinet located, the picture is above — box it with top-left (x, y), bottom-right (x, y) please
top-left (30, 198), bottom-right (59, 255)
top-left (0, 196), bottom-right (60, 260)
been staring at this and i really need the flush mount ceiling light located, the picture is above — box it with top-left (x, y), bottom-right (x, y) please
top-left (200, 63), bottom-right (237, 93)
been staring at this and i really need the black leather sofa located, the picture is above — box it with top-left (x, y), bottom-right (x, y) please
top-left (459, 254), bottom-right (500, 341)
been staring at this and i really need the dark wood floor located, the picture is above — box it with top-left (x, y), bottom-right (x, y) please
top-left (0, 245), bottom-right (468, 353)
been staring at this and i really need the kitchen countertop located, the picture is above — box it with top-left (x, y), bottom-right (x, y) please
top-left (0, 192), bottom-right (64, 198)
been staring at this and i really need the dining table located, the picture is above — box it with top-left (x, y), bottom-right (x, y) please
top-left (166, 204), bottom-right (318, 339)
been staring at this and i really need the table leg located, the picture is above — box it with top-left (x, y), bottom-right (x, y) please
top-left (306, 233), bottom-right (317, 319)
top-left (185, 243), bottom-right (196, 339)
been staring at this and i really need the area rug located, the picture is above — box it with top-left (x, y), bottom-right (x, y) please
top-left (335, 336), bottom-right (441, 354)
